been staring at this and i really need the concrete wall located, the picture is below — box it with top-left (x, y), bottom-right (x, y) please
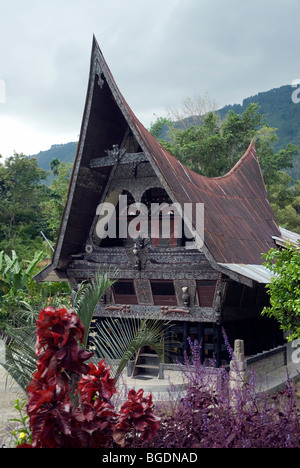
top-left (246, 345), bottom-right (286, 374)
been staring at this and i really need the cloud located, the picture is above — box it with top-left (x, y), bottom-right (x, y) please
top-left (0, 0), bottom-right (300, 157)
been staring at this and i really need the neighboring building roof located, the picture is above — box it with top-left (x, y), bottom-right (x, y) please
top-left (217, 263), bottom-right (274, 284)
top-left (35, 37), bottom-right (282, 283)
top-left (272, 226), bottom-right (300, 248)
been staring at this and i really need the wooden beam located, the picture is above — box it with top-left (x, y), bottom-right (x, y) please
top-left (214, 324), bottom-right (222, 368)
top-left (89, 152), bottom-right (148, 169)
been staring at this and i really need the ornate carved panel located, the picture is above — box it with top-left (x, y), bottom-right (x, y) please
top-left (134, 279), bottom-right (153, 305)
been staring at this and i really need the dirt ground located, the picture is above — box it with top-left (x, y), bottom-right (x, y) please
top-left (0, 364), bottom-right (26, 448)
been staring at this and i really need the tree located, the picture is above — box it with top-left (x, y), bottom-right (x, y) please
top-left (262, 243), bottom-right (300, 342)
top-left (0, 153), bottom-right (49, 257)
top-left (43, 160), bottom-right (73, 241)
top-left (167, 94), bottom-right (217, 129)
top-left (268, 172), bottom-right (300, 233)
top-left (49, 157), bottom-right (61, 176)
top-left (151, 103), bottom-right (298, 181)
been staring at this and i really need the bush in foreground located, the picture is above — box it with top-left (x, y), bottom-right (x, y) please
top-left (18, 307), bottom-right (160, 448)
top-left (149, 339), bottom-right (300, 448)
top-left (15, 307), bottom-right (300, 448)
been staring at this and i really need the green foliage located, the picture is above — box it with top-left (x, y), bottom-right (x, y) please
top-left (9, 399), bottom-right (32, 447)
top-left (151, 103), bottom-right (297, 180)
top-left (92, 316), bottom-right (174, 381)
top-left (73, 268), bottom-right (119, 347)
top-left (3, 317), bottom-right (40, 393)
top-left (262, 243), bottom-right (300, 341)
top-left (0, 250), bottom-right (45, 297)
top-left (0, 249), bottom-right (71, 329)
top-left (0, 153), bottom-right (72, 258)
top-left (42, 160), bottom-right (73, 240)
top-left (0, 153), bottom-right (50, 257)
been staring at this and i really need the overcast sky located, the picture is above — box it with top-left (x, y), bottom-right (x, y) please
top-left (0, 0), bottom-right (300, 158)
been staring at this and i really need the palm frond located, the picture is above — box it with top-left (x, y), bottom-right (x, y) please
top-left (73, 267), bottom-right (119, 347)
top-left (92, 315), bottom-right (176, 382)
top-left (0, 318), bottom-right (37, 394)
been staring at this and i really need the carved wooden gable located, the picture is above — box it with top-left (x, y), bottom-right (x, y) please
top-left (36, 37), bottom-right (281, 289)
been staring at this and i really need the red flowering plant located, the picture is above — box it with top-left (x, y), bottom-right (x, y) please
top-left (17, 306), bottom-right (160, 448)
top-left (24, 306), bottom-right (93, 448)
top-left (72, 361), bottom-right (118, 448)
top-left (113, 389), bottom-right (161, 448)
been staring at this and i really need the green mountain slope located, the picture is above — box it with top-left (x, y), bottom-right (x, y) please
top-left (218, 85), bottom-right (300, 179)
top-left (219, 85), bottom-right (300, 148)
top-left (30, 142), bottom-right (77, 172)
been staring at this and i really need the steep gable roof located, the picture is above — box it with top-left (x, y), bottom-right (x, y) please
top-left (36, 37), bottom-right (280, 282)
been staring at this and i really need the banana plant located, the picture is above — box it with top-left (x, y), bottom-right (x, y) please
top-left (0, 250), bottom-right (45, 300)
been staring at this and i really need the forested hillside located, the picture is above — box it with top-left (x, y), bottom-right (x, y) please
top-left (218, 85), bottom-right (300, 179)
top-left (30, 142), bottom-right (77, 183)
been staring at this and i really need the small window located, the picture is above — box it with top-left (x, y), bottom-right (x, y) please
top-left (113, 281), bottom-right (138, 304)
top-left (151, 281), bottom-right (177, 305)
top-left (197, 280), bottom-right (216, 307)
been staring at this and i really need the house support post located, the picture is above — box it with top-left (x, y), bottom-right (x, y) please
top-left (214, 275), bottom-right (225, 368)
top-left (182, 321), bottom-right (189, 360)
top-left (197, 322), bottom-right (204, 364)
top-left (214, 324), bottom-right (222, 368)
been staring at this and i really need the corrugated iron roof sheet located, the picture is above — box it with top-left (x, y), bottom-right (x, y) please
top-left (272, 227), bottom-right (300, 247)
top-left (218, 263), bottom-right (274, 284)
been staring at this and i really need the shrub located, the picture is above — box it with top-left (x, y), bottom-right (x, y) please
top-left (18, 306), bottom-right (160, 448)
top-left (148, 339), bottom-right (300, 448)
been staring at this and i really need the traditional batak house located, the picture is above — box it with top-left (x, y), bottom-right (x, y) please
top-left (36, 38), bottom-right (294, 375)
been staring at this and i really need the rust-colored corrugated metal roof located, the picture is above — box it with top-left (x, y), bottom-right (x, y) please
top-left (102, 41), bottom-right (281, 265)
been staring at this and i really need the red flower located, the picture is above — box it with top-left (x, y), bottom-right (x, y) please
top-left (27, 382), bottom-right (73, 448)
top-left (72, 399), bottom-right (117, 448)
top-left (34, 307), bottom-right (93, 381)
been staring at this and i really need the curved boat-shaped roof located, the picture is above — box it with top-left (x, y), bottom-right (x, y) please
top-left (36, 38), bottom-right (281, 283)
top-left (105, 42), bottom-right (280, 264)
